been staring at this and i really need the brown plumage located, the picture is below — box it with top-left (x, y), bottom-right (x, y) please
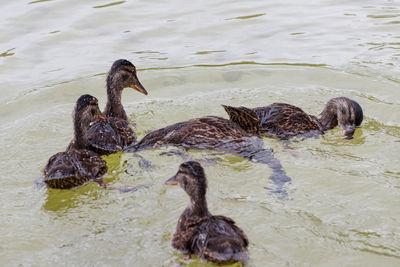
top-left (132, 116), bottom-right (252, 151)
top-left (44, 150), bottom-right (107, 189)
top-left (87, 59), bottom-right (147, 154)
top-left (223, 97), bottom-right (363, 139)
top-left (130, 115), bottom-right (292, 199)
top-left (44, 95), bottom-right (107, 189)
top-left (167, 161), bottom-right (249, 264)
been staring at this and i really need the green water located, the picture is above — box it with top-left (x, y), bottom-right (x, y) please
top-left (0, 0), bottom-right (399, 266)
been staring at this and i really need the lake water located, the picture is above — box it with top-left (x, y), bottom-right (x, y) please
top-left (0, 0), bottom-right (399, 266)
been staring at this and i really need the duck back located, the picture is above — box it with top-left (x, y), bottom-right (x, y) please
top-left (44, 149), bottom-right (107, 189)
top-left (252, 103), bottom-right (323, 138)
top-left (87, 117), bottom-right (136, 154)
top-left (173, 214), bottom-right (249, 264)
top-left (134, 116), bottom-right (249, 151)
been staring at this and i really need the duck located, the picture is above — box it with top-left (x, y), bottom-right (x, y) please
top-left (223, 97), bottom-right (363, 139)
top-left (43, 94), bottom-right (149, 192)
top-left (130, 115), bottom-right (292, 199)
top-left (166, 161), bottom-right (249, 264)
top-left (132, 116), bottom-right (252, 151)
top-left (87, 59), bottom-right (148, 155)
top-left (44, 94), bottom-right (108, 189)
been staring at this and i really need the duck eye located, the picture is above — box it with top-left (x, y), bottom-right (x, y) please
top-left (183, 178), bottom-right (188, 186)
top-left (122, 74), bottom-right (129, 80)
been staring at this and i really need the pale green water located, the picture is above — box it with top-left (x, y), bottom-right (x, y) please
top-left (1, 0), bottom-right (400, 266)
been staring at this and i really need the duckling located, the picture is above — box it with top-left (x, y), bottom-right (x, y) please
top-left (167, 161), bottom-right (249, 264)
top-left (132, 116), bottom-right (251, 151)
top-left (87, 59), bottom-right (148, 154)
top-left (130, 116), bottom-right (292, 199)
top-left (223, 97), bottom-right (363, 139)
top-left (44, 94), bottom-right (108, 189)
top-left (43, 95), bottom-right (150, 192)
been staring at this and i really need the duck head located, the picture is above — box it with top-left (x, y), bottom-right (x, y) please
top-left (73, 94), bottom-right (103, 149)
top-left (107, 59), bottom-right (147, 96)
top-left (166, 161), bottom-right (207, 202)
top-left (104, 59), bottom-right (147, 120)
top-left (319, 97), bottom-right (363, 139)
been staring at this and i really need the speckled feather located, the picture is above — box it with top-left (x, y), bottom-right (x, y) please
top-left (222, 105), bottom-right (260, 135)
top-left (133, 116), bottom-right (251, 151)
top-left (86, 59), bottom-right (146, 155)
top-left (43, 94), bottom-right (108, 189)
top-left (87, 116), bottom-right (136, 154)
top-left (171, 161), bottom-right (249, 263)
top-left (224, 97), bottom-right (363, 139)
top-left (253, 103), bottom-right (323, 138)
top-left (225, 103), bottom-right (322, 139)
top-left (44, 145), bottom-right (107, 189)
top-left (172, 214), bottom-right (249, 264)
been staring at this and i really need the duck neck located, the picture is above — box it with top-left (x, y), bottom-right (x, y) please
top-left (318, 104), bottom-right (338, 131)
top-left (69, 116), bottom-right (89, 150)
top-left (186, 196), bottom-right (209, 218)
top-left (104, 81), bottom-right (127, 120)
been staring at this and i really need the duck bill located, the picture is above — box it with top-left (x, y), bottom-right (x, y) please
top-left (341, 126), bottom-right (355, 139)
top-left (130, 75), bottom-right (148, 95)
top-left (165, 175), bottom-right (178, 185)
top-left (97, 114), bottom-right (107, 121)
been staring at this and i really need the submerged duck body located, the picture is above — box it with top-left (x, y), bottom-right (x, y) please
top-left (133, 116), bottom-right (252, 151)
top-left (87, 59), bottom-right (147, 155)
top-left (44, 94), bottom-right (107, 189)
top-left (132, 114), bottom-right (292, 199)
top-left (224, 97), bottom-right (363, 139)
top-left (168, 161), bottom-right (249, 264)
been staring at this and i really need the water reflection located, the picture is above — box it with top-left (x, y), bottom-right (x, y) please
top-left (42, 184), bottom-right (103, 212)
top-left (1, 0), bottom-right (400, 265)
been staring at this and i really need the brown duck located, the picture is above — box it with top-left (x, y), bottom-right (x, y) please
top-left (167, 161), bottom-right (249, 264)
top-left (130, 116), bottom-right (292, 199)
top-left (87, 59), bottom-right (148, 155)
top-left (223, 97), bottom-right (363, 139)
top-left (132, 116), bottom-right (251, 151)
top-left (43, 94), bottom-right (149, 192)
top-left (44, 94), bottom-right (108, 189)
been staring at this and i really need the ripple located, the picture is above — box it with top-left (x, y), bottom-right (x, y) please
top-left (225, 13), bottom-right (266, 20)
top-left (195, 50), bottom-right (226, 55)
top-left (387, 20), bottom-right (400, 24)
top-left (28, 0), bottom-right (53, 4)
top-left (0, 48), bottom-right (15, 57)
top-left (368, 14), bottom-right (400, 19)
top-left (93, 1), bottom-right (125, 9)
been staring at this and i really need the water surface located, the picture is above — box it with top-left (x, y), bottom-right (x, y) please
top-left (0, 0), bottom-right (399, 266)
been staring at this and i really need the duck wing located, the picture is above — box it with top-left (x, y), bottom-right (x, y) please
top-left (222, 105), bottom-right (260, 134)
top-left (212, 215), bottom-right (249, 247)
top-left (87, 117), bottom-right (136, 154)
top-left (44, 150), bottom-right (107, 189)
top-left (172, 215), bottom-right (206, 254)
top-left (191, 216), bottom-right (249, 263)
top-left (133, 116), bottom-right (248, 151)
top-left (253, 103), bottom-right (322, 138)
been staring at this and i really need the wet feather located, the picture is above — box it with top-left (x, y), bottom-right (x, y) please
top-left (224, 97), bottom-right (363, 139)
top-left (43, 94), bottom-right (107, 189)
top-left (87, 59), bottom-right (146, 154)
top-left (170, 161), bottom-right (249, 264)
